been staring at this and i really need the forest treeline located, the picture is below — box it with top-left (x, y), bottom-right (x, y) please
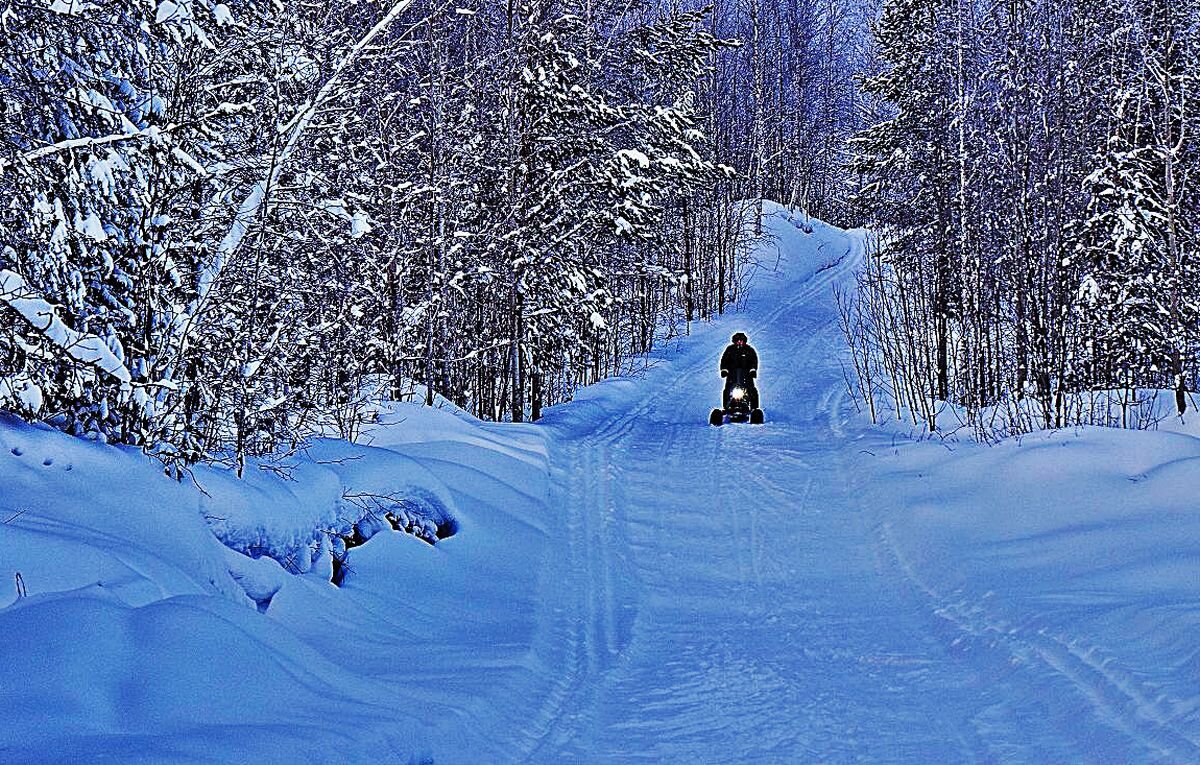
top-left (846, 0), bottom-right (1200, 437)
top-left (0, 0), bottom-right (866, 470)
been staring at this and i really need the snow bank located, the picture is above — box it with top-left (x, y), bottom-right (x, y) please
top-left (0, 414), bottom-right (244, 611)
top-left (883, 386), bottom-right (1200, 443)
top-left (871, 424), bottom-right (1200, 754)
top-left (0, 399), bottom-right (551, 762)
top-left (0, 592), bottom-right (411, 763)
top-left (193, 453), bottom-right (344, 576)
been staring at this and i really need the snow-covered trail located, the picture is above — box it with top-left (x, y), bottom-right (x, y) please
top-left (490, 206), bottom-right (1167, 763)
top-left (513, 212), bottom-right (986, 761)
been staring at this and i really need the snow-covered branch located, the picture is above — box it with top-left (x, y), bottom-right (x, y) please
top-left (199, 0), bottom-right (416, 304)
top-left (19, 103), bottom-right (252, 164)
top-left (0, 270), bottom-right (131, 385)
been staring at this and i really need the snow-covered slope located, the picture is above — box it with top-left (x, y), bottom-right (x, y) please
top-left (0, 403), bottom-right (552, 763)
top-left (3, 201), bottom-right (1200, 763)
top-left (874, 427), bottom-right (1200, 762)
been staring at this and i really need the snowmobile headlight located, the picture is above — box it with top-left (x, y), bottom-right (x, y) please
top-left (731, 387), bottom-right (745, 401)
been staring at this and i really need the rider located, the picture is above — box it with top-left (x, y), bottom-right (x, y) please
top-left (720, 331), bottom-right (759, 409)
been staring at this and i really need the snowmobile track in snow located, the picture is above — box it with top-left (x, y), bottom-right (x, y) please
top-left (878, 520), bottom-right (1200, 764)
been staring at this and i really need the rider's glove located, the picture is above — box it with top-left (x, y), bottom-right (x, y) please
top-left (749, 368), bottom-right (757, 378)
top-left (720, 370), bottom-right (728, 378)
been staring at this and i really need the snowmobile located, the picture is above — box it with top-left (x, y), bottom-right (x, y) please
top-left (710, 368), bottom-right (764, 426)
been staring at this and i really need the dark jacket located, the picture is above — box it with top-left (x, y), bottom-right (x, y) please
top-left (720, 343), bottom-right (759, 380)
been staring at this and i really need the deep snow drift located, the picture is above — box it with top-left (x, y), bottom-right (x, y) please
top-left (2, 202), bottom-right (1199, 763)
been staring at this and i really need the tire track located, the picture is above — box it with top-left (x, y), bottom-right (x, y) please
top-left (878, 521), bottom-right (1200, 763)
top-left (523, 372), bottom-right (681, 758)
top-left (521, 214), bottom-right (867, 760)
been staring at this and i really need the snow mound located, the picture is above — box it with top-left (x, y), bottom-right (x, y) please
top-left (873, 425), bottom-right (1200, 756)
top-left (0, 414), bottom-right (245, 611)
top-left (0, 399), bottom-right (551, 762)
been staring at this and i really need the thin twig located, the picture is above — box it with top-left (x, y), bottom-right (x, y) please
top-left (3, 508), bottom-right (28, 525)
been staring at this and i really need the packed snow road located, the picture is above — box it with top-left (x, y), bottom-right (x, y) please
top-left (417, 212), bottom-right (892, 760)
top-left (502, 206), bottom-right (1197, 763)
top-left (514, 212), bottom-right (990, 762)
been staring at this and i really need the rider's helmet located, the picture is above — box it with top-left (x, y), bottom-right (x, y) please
top-left (731, 332), bottom-right (748, 345)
